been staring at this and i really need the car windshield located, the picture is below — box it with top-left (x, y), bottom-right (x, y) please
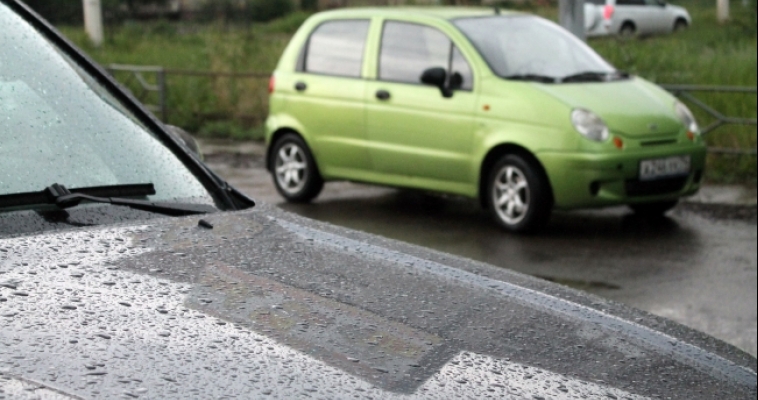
top-left (453, 15), bottom-right (617, 82)
top-left (0, 2), bottom-right (214, 208)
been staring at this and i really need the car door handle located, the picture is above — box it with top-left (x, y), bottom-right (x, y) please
top-left (375, 90), bottom-right (391, 101)
top-left (295, 82), bottom-right (307, 92)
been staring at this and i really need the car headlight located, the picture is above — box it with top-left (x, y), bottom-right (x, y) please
top-left (674, 101), bottom-right (700, 135)
top-left (571, 109), bottom-right (609, 142)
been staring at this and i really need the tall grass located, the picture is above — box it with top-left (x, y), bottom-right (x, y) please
top-left (58, 15), bottom-right (302, 137)
top-left (585, 1), bottom-right (757, 183)
top-left (58, 2), bottom-right (756, 181)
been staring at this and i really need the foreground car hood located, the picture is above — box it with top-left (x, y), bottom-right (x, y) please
top-left (0, 205), bottom-right (755, 399)
top-left (536, 78), bottom-right (684, 138)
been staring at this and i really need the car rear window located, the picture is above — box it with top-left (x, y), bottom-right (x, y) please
top-left (302, 20), bottom-right (370, 78)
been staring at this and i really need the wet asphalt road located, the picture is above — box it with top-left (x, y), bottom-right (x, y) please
top-left (203, 148), bottom-right (757, 357)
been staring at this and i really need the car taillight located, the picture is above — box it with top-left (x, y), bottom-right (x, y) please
top-left (268, 76), bottom-right (275, 94)
top-left (603, 5), bottom-right (615, 20)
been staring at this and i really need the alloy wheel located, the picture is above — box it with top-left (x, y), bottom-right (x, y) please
top-left (275, 143), bottom-right (308, 195)
top-left (492, 165), bottom-right (531, 226)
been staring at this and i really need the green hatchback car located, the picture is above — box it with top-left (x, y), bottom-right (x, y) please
top-left (265, 7), bottom-right (706, 232)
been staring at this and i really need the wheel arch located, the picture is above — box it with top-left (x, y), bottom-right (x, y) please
top-left (674, 17), bottom-right (689, 29)
top-left (620, 20), bottom-right (636, 32)
top-left (479, 144), bottom-right (554, 209)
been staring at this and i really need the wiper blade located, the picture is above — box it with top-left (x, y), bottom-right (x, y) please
top-left (503, 74), bottom-right (557, 83)
top-left (561, 70), bottom-right (630, 83)
top-left (0, 183), bottom-right (216, 216)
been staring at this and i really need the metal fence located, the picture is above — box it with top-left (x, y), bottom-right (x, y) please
top-left (106, 64), bottom-right (757, 156)
top-left (107, 64), bottom-right (270, 128)
top-left (660, 84), bottom-right (757, 156)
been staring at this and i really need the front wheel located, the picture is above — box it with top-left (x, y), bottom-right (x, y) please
top-left (271, 133), bottom-right (323, 203)
top-left (486, 154), bottom-right (552, 233)
top-left (673, 19), bottom-right (688, 32)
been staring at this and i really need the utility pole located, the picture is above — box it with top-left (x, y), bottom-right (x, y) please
top-left (83, 0), bottom-right (104, 46)
top-left (559, 0), bottom-right (586, 41)
top-left (717, 0), bottom-right (730, 22)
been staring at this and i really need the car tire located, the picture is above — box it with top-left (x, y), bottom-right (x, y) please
top-left (486, 154), bottom-right (551, 233)
top-left (619, 22), bottom-right (636, 38)
top-left (629, 200), bottom-right (678, 217)
top-left (271, 133), bottom-right (324, 203)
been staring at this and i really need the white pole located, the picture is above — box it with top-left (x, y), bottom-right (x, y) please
top-left (83, 0), bottom-right (104, 46)
top-left (717, 0), bottom-right (730, 22)
top-left (559, 0), bottom-right (586, 41)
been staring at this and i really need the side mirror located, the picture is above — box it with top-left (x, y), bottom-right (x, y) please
top-left (166, 125), bottom-right (204, 161)
top-left (420, 67), bottom-right (453, 98)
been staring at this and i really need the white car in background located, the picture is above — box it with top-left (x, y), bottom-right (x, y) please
top-left (585, 0), bottom-right (692, 37)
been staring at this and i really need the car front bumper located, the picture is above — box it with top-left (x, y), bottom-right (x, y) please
top-left (538, 143), bottom-right (707, 210)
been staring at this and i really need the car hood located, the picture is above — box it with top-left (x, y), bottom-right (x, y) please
top-left (535, 77), bottom-right (684, 138)
top-left (0, 205), bottom-right (755, 399)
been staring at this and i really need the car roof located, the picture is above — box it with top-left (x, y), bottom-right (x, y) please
top-left (311, 6), bottom-right (522, 21)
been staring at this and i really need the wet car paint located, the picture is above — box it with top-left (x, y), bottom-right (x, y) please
top-left (1, 205), bottom-right (755, 399)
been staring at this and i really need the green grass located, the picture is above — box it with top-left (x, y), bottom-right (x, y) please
top-left (584, 2), bottom-right (757, 182)
top-left (58, 2), bottom-right (756, 182)
top-left (59, 16), bottom-right (298, 139)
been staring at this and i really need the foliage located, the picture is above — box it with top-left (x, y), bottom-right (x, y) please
top-left (579, 1), bottom-right (757, 183)
top-left (197, 121), bottom-right (264, 140)
top-left (23, 0), bottom-right (83, 24)
top-left (260, 11), bottom-right (312, 34)
top-left (57, 2), bottom-right (756, 181)
top-left (23, 0), bottom-right (169, 24)
top-left (199, 0), bottom-right (294, 23)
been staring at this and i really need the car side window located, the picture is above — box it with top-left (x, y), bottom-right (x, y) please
top-left (379, 21), bottom-right (473, 90)
top-left (301, 20), bottom-right (370, 78)
top-left (618, 0), bottom-right (646, 5)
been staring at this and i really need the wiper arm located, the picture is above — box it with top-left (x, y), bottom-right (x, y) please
top-left (0, 183), bottom-right (216, 216)
top-left (503, 74), bottom-right (557, 83)
top-left (561, 70), bottom-right (630, 83)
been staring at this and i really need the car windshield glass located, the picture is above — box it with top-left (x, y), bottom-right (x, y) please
top-left (0, 3), bottom-right (214, 208)
top-left (453, 15), bottom-right (617, 82)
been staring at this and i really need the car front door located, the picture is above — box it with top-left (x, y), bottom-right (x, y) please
top-left (365, 20), bottom-right (477, 192)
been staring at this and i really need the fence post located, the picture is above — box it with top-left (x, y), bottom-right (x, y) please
top-left (559, 0), bottom-right (587, 41)
top-left (157, 68), bottom-right (168, 122)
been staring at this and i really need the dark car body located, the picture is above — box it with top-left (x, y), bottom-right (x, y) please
top-left (0, 1), bottom-right (756, 399)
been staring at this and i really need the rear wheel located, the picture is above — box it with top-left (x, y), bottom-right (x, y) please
top-left (619, 22), bottom-right (636, 38)
top-left (629, 200), bottom-right (679, 217)
top-left (271, 133), bottom-right (323, 203)
top-left (486, 154), bottom-right (551, 233)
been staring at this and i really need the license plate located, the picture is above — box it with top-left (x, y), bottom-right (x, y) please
top-left (639, 156), bottom-right (691, 181)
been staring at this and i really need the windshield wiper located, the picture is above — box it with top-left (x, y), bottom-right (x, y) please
top-left (561, 70), bottom-right (630, 83)
top-left (0, 183), bottom-right (216, 216)
top-left (503, 74), bottom-right (557, 83)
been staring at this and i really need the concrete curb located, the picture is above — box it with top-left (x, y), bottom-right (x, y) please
top-left (197, 139), bottom-right (757, 207)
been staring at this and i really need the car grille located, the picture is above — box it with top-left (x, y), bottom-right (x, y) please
top-left (625, 177), bottom-right (688, 197)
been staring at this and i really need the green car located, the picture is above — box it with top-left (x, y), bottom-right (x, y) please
top-left (265, 7), bottom-right (706, 232)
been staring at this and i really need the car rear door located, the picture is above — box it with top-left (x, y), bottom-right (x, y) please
top-left (615, 0), bottom-right (651, 34)
top-left (285, 19), bottom-right (372, 177)
top-left (364, 20), bottom-right (477, 192)
top-left (644, 0), bottom-right (674, 33)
